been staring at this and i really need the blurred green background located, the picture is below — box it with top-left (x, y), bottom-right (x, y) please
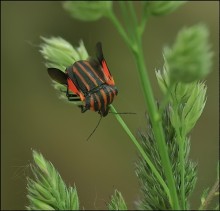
top-left (1, 1), bottom-right (219, 210)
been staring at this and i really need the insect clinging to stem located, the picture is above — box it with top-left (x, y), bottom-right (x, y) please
top-left (47, 42), bottom-right (135, 140)
top-left (47, 42), bottom-right (118, 117)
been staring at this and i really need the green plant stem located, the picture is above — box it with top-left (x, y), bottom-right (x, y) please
top-left (139, 3), bottom-right (149, 35)
top-left (180, 138), bottom-right (186, 209)
top-left (176, 126), bottom-right (186, 209)
top-left (158, 81), bottom-right (187, 208)
top-left (127, 1), bottom-right (139, 40)
top-left (172, 100), bottom-right (186, 209)
top-left (158, 83), bottom-right (175, 116)
top-left (133, 40), bottom-right (180, 210)
top-left (160, 83), bottom-right (187, 209)
top-left (199, 179), bottom-right (219, 210)
top-left (107, 10), bottom-right (134, 51)
top-left (119, 2), bottom-right (135, 45)
top-left (108, 8), bottom-right (180, 209)
top-left (109, 104), bottom-right (171, 203)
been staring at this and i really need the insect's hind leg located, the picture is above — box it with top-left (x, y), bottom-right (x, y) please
top-left (67, 97), bottom-right (81, 102)
top-left (78, 105), bottom-right (88, 113)
top-left (67, 93), bottom-right (81, 102)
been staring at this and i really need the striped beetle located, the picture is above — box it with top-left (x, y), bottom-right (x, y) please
top-left (47, 42), bottom-right (118, 117)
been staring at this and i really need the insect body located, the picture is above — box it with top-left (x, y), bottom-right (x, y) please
top-left (47, 42), bottom-right (118, 117)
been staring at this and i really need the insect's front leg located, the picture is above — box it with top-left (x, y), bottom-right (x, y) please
top-left (59, 87), bottom-right (77, 97)
top-left (65, 86), bottom-right (81, 101)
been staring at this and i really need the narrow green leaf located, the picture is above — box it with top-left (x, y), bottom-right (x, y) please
top-left (107, 190), bottom-right (127, 210)
top-left (69, 186), bottom-right (79, 210)
top-left (27, 196), bottom-right (55, 210)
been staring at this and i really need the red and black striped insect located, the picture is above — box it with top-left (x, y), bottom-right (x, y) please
top-left (47, 42), bottom-right (118, 117)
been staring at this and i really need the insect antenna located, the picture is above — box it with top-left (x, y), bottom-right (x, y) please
top-left (86, 115), bottom-right (103, 141)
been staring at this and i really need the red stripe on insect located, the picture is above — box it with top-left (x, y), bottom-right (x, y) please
top-left (73, 66), bottom-right (90, 91)
top-left (67, 78), bottom-right (85, 101)
top-left (94, 93), bottom-right (101, 110)
top-left (102, 60), bottom-right (115, 86)
top-left (77, 62), bottom-right (98, 87)
top-left (84, 61), bottom-right (104, 83)
top-left (90, 95), bottom-right (95, 111)
top-left (100, 89), bottom-right (107, 110)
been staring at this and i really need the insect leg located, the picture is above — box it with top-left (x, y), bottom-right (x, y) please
top-left (66, 85), bottom-right (81, 101)
top-left (79, 105), bottom-right (88, 113)
top-left (60, 88), bottom-right (78, 97)
top-left (67, 97), bottom-right (81, 102)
